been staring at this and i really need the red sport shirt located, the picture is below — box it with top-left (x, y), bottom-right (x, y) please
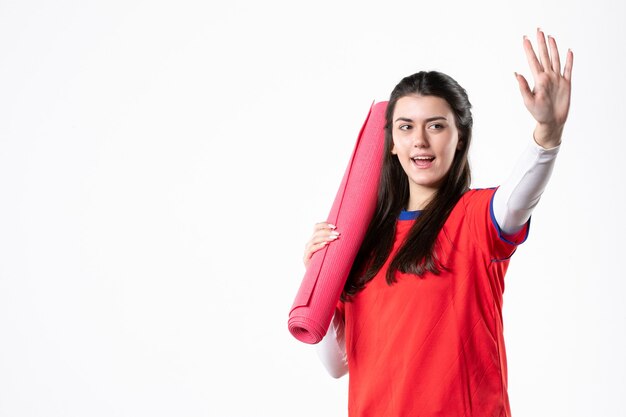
top-left (339, 188), bottom-right (529, 417)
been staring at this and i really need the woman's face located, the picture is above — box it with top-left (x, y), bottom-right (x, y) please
top-left (391, 94), bottom-right (461, 204)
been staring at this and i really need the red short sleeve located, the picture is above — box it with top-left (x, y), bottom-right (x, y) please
top-left (463, 188), bottom-right (530, 261)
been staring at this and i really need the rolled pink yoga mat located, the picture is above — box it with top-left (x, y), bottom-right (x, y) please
top-left (288, 101), bottom-right (388, 344)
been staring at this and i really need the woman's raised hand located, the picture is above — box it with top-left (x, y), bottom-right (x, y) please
top-left (303, 222), bottom-right (340, 269)
top-left (515, 28), bottom-right (573, 149)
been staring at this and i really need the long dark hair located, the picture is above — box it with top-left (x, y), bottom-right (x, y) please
top-left (342, 71), bottom-right (473, 300)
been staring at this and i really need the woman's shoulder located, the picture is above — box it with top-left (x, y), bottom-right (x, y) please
top-left (448, 187), bottom-right (500, 224)
top-left (458, 187), bottom-right (498, 207)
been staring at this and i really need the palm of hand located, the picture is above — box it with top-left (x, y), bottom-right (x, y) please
top-left (527, 72), bottom-right (570, 126)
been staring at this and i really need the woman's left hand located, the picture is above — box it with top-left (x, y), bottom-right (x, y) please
top-left (515, 28), bottom-right (573, 148)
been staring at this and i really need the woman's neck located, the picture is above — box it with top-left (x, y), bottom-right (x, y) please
top-left (406, 186), bottom-right (438, 211)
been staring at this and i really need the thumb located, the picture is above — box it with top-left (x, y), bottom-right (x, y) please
top-left (515, 72), bottom-right (534, 109)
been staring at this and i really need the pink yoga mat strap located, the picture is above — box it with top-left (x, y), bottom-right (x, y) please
top-left (288, 101), bottom-right (388, 344)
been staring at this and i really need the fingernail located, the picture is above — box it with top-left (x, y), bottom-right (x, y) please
top-left (330, 231), bottom-right (340, 237)
top-left (328, 224), bottom-right (336, 229)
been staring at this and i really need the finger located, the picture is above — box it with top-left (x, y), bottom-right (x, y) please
top-left (547, 35), bottom-right (561, 74)
top-left (314, 222), bottom-right (337, 232)
top-left (536, 28), bottom-right (552, 72)
top-left (523, 35), bottom-right (543, 78)
top-left (563, 48), bottom-right (573, 82)
top-left (308, 230), bottom-right (340, 247)
top-left (514, 72), bottom-right (534, 109)
top-left (303, 241), bottom-right (332, 267)
top-left (305, 229), bottom-right (341, 251)
top-left (304, 241), bottom-right (326, 263)
top-left (306, 241), bottom-right (328, 254)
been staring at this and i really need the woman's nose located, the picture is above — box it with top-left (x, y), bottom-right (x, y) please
top-left (412, 129), bottom-right (428, 147)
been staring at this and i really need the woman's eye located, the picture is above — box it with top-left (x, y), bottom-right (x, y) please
top-left (429, 123), bottom-right (444, 130)
top-left (399, 125), bottom-right (411, 131)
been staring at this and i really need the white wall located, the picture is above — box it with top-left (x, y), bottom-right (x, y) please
top-left (0, 0), bottom-right (624, 416)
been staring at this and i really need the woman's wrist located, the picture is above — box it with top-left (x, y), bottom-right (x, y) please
top-left (533, 123), bottom-right (564, 149)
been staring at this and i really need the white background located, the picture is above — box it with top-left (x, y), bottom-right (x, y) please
top-left (1, 0), bottom-right (624, 416)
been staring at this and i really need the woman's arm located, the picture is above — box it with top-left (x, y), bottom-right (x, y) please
top-left (492, 141), bottom-right (559, 234)
top-left (315, 308), bottom-right (348, 378)
top-left (493, 29), bottom-right (572, 233)
top-left (302, 223), bottom-right (348, 377)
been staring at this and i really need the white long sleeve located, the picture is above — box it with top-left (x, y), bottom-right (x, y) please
top-left (315, 139), bottom-right (560, 378)
top-left (315, 308), bottom-right (348, 378)
top-left (492, 140), bottom-right (560, 234)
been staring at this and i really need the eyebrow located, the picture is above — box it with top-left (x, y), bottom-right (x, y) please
top-left (394, 116), bottom-right (448, 123)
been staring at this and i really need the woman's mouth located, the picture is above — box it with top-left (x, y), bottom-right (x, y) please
top-left (411, 156), bottom-right (435, 168)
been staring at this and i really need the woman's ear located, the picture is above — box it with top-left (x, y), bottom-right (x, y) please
top-left (456, 140), bottom-right (463, 151)
top-left (391, 144), bottom-right (397, 155)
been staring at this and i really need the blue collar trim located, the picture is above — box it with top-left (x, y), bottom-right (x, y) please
top-left (398, 210), bottom-right (422, 220)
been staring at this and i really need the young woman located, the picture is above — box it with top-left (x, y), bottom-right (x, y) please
top-left (303, 30), bottom-right (573, 417)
